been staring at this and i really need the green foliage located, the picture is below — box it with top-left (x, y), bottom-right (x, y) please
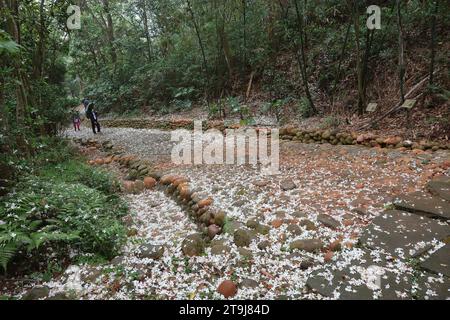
top-left (297, 97), bottom-right (314, 119)
top-left (0, 139), bottom-right (128, 271)
top-left (323, 116), bottom-right (341, 129)
top-left (0, 176), bottom-right (127, 270)
top-left (37, 160), bottom-right (122, 196)
top-left (0, 30), bottom-right (21, 55)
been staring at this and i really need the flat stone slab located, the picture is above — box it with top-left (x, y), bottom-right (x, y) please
top-left (360, 210), bottom-right (450, 259)
top-left (421, 244), bottom-right (450, 277)
top-left (414, 272), bottom-right (450, 300)
top-left (306, 250), bottom-right (413, 300)
top-left (394, 192), bottom-right (450, 220)
top-left (427, 177), bottom-right (450, 202)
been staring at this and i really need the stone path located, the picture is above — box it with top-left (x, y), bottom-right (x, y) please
top-left (32, 128), bottom-right (446, 300)
top-left (307, 175), bottom-right (450, 299)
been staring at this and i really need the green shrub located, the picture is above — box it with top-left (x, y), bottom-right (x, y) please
top-left (0, 177), bottom-right (127, 271)
top-left (38, 160), bottom-right (122, 196)
top-left (297, 97), bottom-right (315, 119)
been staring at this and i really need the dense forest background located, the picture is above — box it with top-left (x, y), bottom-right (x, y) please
top-left (0, 0), bottom-right (449, 160)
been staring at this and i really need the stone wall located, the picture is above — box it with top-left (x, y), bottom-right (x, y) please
top-left (280, 127), bottom-right (450, 152)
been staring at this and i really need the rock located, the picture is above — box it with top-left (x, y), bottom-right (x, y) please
top-left (384, 136), bottom-right (402, 146)
top-left (22, 286), bottom-right (50, 300)
top-left (211, 244), bottom-right (231, 255)
top-left (329, 240), bottom-right (342, 252)
top-left (290, 239), bottom-right (324, 252)
top-left (234, 229), bottom-right (252, 247)
top-left (179, 185), bottom-right (191, 200)
top-left (343, 219), bottom-right (354, 227)
top-left (403, 140), bottom-right (413, 148)
top-left (253, 180), bottom-right (269, 187)
top-left (246, 219), bottom-right (259, 229)
top-left (211, 239), bottom-right (226, 247)
top-left (233, 199), bottom-right (246, 207)
top-left (256, 224), bottom-right (270, 235)
top-left (292, 211), bottom-right (307, 218)
top-left (299, 219), bottom-right (317, 231)
top-left (280, 179), bottom-right (297, 191)
top-left (214, 211), bottom-right (227, 226)
top-left (427, 177), bottom-right (450, 202)
top-left (207, 224), bottom-right (221, 239)
top-left (225, 220), bottom-right (244, 234)
top-left (217, 280), bottom-right (237, 298)
top-left (110, 256), bottom-right (125, 265)
top-left (198, 197), bottom-right (213, 208)
top-left (160, 175), bottom-right (178, 185)
top-left (394, 192), bottom-right (450, 220)
top-left (182, 234), bottom-right (205, 256)
top-left (324, 251), bottom-right (334, 263)
top-left (143, 177), bottom-right (157, 189)
top-left (420, 243), bottom-right (450, 277)
top-left (199, 211), bottom-right (212, 224)
top-left (271, 219), bottom-right (283, 228)
top-left (80, 267), bottom-right (103, 284)
top-left (360, 210), bottom-right (450, 259)
top-left (286, 224), bottom-right (302, 236)
top-left (133, 180), bottom-right (145, 193)
top-left (240, 278), bottom-right (259, 289)
top-left (322, 130), bottom-right (331, 140)
top-left (237, 247), bottom-right (253, 259)
top-left (173, 178), bottom-right (188, 188)
top-left (257, 240), bottom-right (271, 250)
top-left (127, 228), bottom-right (138, 237)
top-left (317, 214), bottom-right (341, 229)
top-left (300, 259), bottom-right (314, 270)
top-left (46, 293), bottom-right (70, 300)
top-left (122, 181), bottom-right (135, 193)
top-left (306, 249), bottom-right (418, 300)
top-left (275, 210), bottom-right (287, 218)
top-left (138, 244), bottom-right (165, 260)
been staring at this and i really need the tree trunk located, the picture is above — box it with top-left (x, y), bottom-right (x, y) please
top-left (140, 0), bottom-right (152, 63)
top-left (241, 0), bottom-right (247, 81)
top-left (330, 22), bottom-right (351, 107)
top-left (293, 0), bottom-right (317, 114)
top-left (2, 0), bottom-right (28, 125)
top-left (396, 0), bottom-right (405, 103)
top-left (102, 0), bottom-right (117, 65)
top-left (362, 29), bottom-right (375, 105)
top-left (186, 0), bottom-right (210, 108)
top-left (33, 0), bottom-right (46, 79)
top-left (352, 1), bottom-right (365, 115)
top-left (429, 0), bottom-right (439, 86)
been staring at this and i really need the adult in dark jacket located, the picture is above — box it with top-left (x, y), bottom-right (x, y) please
top-left (82, 98), bottom-right (90, 111)
top-left (86, 103), bottom-right (101, 134)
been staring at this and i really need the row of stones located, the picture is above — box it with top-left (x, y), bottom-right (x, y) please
top-left (101, 118), bottom-right (228, 131)
top-left (279, 127), bottom-right (450, 152)
top-left (78, 137), bottom-right (226, 255)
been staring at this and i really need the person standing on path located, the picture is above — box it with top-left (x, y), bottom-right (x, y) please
top-left (85, 102), bottom-right (101, 134)
top-left (82, 98), bottom-right (90, 112)
top-left (72, 109), bottom-right (81, 131)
